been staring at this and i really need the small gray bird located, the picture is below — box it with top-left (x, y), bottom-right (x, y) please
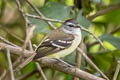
top-left (33, 19), bottom-right (82, 60)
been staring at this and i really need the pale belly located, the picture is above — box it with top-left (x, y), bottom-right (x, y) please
top-left (47, 35), bottom-right (82, 58)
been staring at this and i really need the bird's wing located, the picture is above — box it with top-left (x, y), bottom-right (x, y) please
top-left (33, 29), bottom-right (74, 60)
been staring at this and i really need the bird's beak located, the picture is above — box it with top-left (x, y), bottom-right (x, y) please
top-left (77, 24), bottom-right (82, 29)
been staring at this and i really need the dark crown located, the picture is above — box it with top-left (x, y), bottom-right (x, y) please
top-left (64, 19), bottom-right (78, 25)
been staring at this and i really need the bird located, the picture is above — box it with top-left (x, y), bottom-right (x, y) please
top-left (33, 19), bottom-right (82, 60)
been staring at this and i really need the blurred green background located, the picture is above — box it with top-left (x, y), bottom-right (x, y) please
top-left (0, 0), bottom-right (120, 80)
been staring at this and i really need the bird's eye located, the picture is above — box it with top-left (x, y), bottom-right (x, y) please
top-left (68, 25), bottom-right (74, 27)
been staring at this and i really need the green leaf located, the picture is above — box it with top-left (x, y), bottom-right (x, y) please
top-left (40, 2), bottom-right (71, 20)
top-left (29, 2), bottom-right (71, 34)
top-left (93, 50), bottom-right (120, 71)
top-left (100, 34), bottom-right (120, 50)
top-left (77, 10), bottom-right (91, 28)
top-left (63, 51), bottom-right (76, 64)
top-left (21, 62), bottom-right (36, 74)
top-left (29, 18), bottom-right (51, 34)
top-left (76, 10), bottom-right (91, 37)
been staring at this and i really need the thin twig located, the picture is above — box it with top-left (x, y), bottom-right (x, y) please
top-left (88, 3), bottom-right (120, 21)
top-left (87, 41), bottom-right (99, 48)
top-left (15, 0), bottom-right (32, 50)
top-left (17, 54), bottom-right (35, 69)
top-left (7, 49), bottom-right (15, 80)
top-left (29, 41), bottom-right (34, 51)
top-left (15, 0), bottom-right (30, 30)
top-left (25, 0), bottom-right (56, 29)
top-left (8, 33), bottom-right (23, 43)
top-left (110, 26), bottom-right (120, 34)
top-left (36, 62), bottom-right (47, 80)
top-left (80, 26), bottom-right (105, 49)
top-left (77, 47), bottom-right (109, 80)
top-left (112, 61), bottom-right (120, 80)
top-left (15, 36), bottom-right (47, 70)
top-left (0, 42), bottom-right (33, 56)
top-left (16, 0), bottom-right (28, 59)
top-left (0, 55), bottom-right (33, 80)
top-left (74, 51), bottom-right (81, 80)
top-left (23, 25), bottom-right (36, 49)
top-left (16, 0), bottom-right (34, 68)
top-left (89, 26), bottom-right (120, 47)
top-left (74, 42), bottom-right (84, 80)
top-left (26, 14), bottom-right (63, 23)
top-left (0, 36), bottom-right (18, 47)
top-left (0, 42), bottom-right (33, 78)
top-left (1, 27), bottom-right (24, 42)
top-left (0, 70), bottom-right (7, 80)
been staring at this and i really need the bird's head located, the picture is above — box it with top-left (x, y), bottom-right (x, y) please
top-left (61, 19), bottom-right (81, 35)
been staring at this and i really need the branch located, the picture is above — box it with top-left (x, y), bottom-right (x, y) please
top-left (74, 51), bottom-right (81, 80)
top-left (22, 25), bottom-right (36, 49)
top-left (112, 61), bottom-right (120, 80)
top-left (26, 14), bottom-right (63, 23)
top-left (36, 62), bottom-right (47, 80)
top-left (80, 27), bottom-right (105, 49)
top-left (74, 43), bottom-right (83, 80)
top-left (25, 0), bottom-right (56, 29)
top-left (0, 36), bottom-right (18, 47)
top-left (0, 42), bottom-right (105, 80)
top-left (6, 49), bottom-right (15, 80)
top-left (0, 70), bottom-right (7, 80)
top-left (16, 0), bottom-right (33, 51)
top-left (88, 3), bottom-right (120, 21)
top-left (0, 42), bottom-right (33, 57)
top-left (39, 57), bottom-right (105, 80)
top-left (77, 47), bottom-right (109, 80)
top-left (1, 28), bottom-right (24, 42)
top-left (110, 26), bottom-right (120, 34)
top-left (89, 25), bottom-right (120, 48)
top-left (15, 0), bottom-right (30, 30)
